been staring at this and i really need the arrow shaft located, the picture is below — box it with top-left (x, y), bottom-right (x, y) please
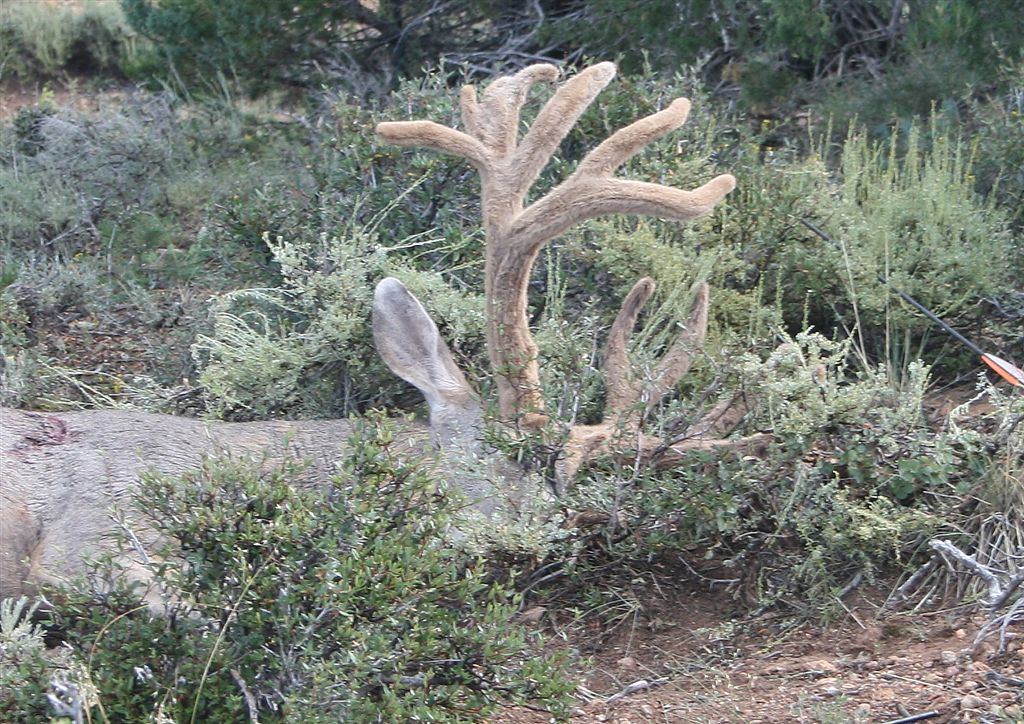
top-left (798, 218), bottom-right (987, 357)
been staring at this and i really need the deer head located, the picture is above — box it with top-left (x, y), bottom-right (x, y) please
top-left (377, 62), bottom-right (753, 486)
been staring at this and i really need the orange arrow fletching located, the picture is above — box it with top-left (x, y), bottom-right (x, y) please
top-left (982, 353), bottom-right (1024, 387)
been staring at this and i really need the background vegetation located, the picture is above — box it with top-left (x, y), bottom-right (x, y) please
top-left (1, 0), bottom-right (1021, 720)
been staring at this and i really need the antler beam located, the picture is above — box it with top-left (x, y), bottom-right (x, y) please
top-left (377, 62), bottom-right (735, 428)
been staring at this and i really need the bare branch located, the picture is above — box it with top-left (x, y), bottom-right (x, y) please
top-left (930, 538), bottom-right (1023, 610)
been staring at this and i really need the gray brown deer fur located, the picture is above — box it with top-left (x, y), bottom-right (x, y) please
top-left (1, 279), bottom-right (498, 604)
top-left (2, 61), bottom-right (750, 606)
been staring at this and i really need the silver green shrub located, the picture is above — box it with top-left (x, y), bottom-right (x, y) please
top-left (194, 224), bottom-right (487, 419)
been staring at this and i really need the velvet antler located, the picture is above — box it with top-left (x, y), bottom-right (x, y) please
top-left (377, 63), bottom-right (735, 430)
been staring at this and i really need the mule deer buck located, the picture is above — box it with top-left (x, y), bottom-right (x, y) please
top-left (1, 62), bottom-right (756, 606)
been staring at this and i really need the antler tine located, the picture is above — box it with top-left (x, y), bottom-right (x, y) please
top-left (603, 277), bottom-right (656, 420)
top-left (603, 280), bottom-right (710, 423)
top-left (682, 392), bottom-right (752, 440)
top-left (646, 281), bottom-right (709, 405)
top-left (510, 62), bottom-right (617, 197)
top-left (578, 97), bottom-right (691, 178)
top-left (376, 120), bottom-right (490, 171)
top-left (511, 175), bottom-right (736, 253)
top-left (559, 280), bottom-right (710, 480)
top-left (460, 85), bottom-right (481, 138)
top-left (473, 64), bottom-right (559, 155)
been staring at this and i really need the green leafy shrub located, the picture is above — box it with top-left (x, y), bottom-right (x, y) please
top-left (0, 0), bottom-right (137, 81)
top-left (121, 0), bottom-right (550, 95)
top-left (0, 96), bottom-right (313, 407)
top-left (559, 333), bottom-right (1016, 616)
top-left (972, 61), bottom-right (1024, 230)
top-left (1, 98), bottom-right (189, 254)
top-left (707, 117), bottom-right (1015, 379)
top-left (815, 48), bottom-right (977, 137)
top-left (0, 598), bottom-right (54, 722)
top-left (802, 123), bottom-right (1012, 374)
top-left (35, 415), bottom-right (573, 721)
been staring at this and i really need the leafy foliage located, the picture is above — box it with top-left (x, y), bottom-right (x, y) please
top-left (34, 416), bottom-right (573, 722)
top-left (121, 0), bottom-right (551, 95)
top-left (0, 0), bottom-right (137, 81)
top-left (559, 334), bottom-right (1021, 617)
top-left (547, 1), bottom-right (1024, 115)
top-left (0, 598), bottom-right (53, 722)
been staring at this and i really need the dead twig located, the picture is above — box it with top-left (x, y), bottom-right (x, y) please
top-left (886, 559), bottom-right (938, 610)
top-left (929, 539), bottom-right (1023, 611)
top-left (604, 678), bottom-right (668, 705)
top-left (925, 538), bottom-right (1023, 655)
top-left (971, 595), bottom-right (1023, 655)
top-left (230, 669), bottom-right (260, 723)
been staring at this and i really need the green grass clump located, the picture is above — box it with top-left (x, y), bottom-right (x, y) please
top-left (0, 0), bottom-right (138, 82)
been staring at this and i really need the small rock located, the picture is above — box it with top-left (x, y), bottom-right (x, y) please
top-left (954, 628), bottom-right (968, 639)
top-left (875, 687), bottom-right (897, 701)
top-left (639, 704), bottom-right (655, 716)
top-left (518, 606), bottom-right (546, 624)
top-left (821, 685), bottom-right (842, 697)
top-left (864, 660), bottom-right (880, 671)
top-left (961, 679), bottom-right (981, 691)
top-left (809, 659), bottom-right (839, 674)
top-left (617, 656), bottom-right (638, 669)
top-left (960, 694), bottom-right (985, 710)
top-left (968, 661), bottom-right (991, 673)
top-left (940, 650), bottom-right (957, 665)
top-left (853, 703), bottom-right (872, 721)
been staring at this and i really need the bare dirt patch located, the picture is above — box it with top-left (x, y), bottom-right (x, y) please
top-left (0, 78), bottom-right (130, 120)
top-left (497, 576), bottom-right (1022, 723)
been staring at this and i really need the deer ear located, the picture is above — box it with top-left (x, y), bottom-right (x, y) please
top-left (372, 278), bottom-right (474, 408)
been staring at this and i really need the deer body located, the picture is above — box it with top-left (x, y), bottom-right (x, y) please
top-left (1, 62), bottom-right (755, 608)
top-left (1, 278), bottom-right (503, 603)
top-left (0, 408), bottom-right (388, 600)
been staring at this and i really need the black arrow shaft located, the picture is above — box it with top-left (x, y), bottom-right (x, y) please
top-left (798, 218), bottom-right (987, 357)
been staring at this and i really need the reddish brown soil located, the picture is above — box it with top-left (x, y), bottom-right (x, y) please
top-left (0, 79), bottom-right (129, 120)
top-left (498, 580), bottom-right (1022, 723)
